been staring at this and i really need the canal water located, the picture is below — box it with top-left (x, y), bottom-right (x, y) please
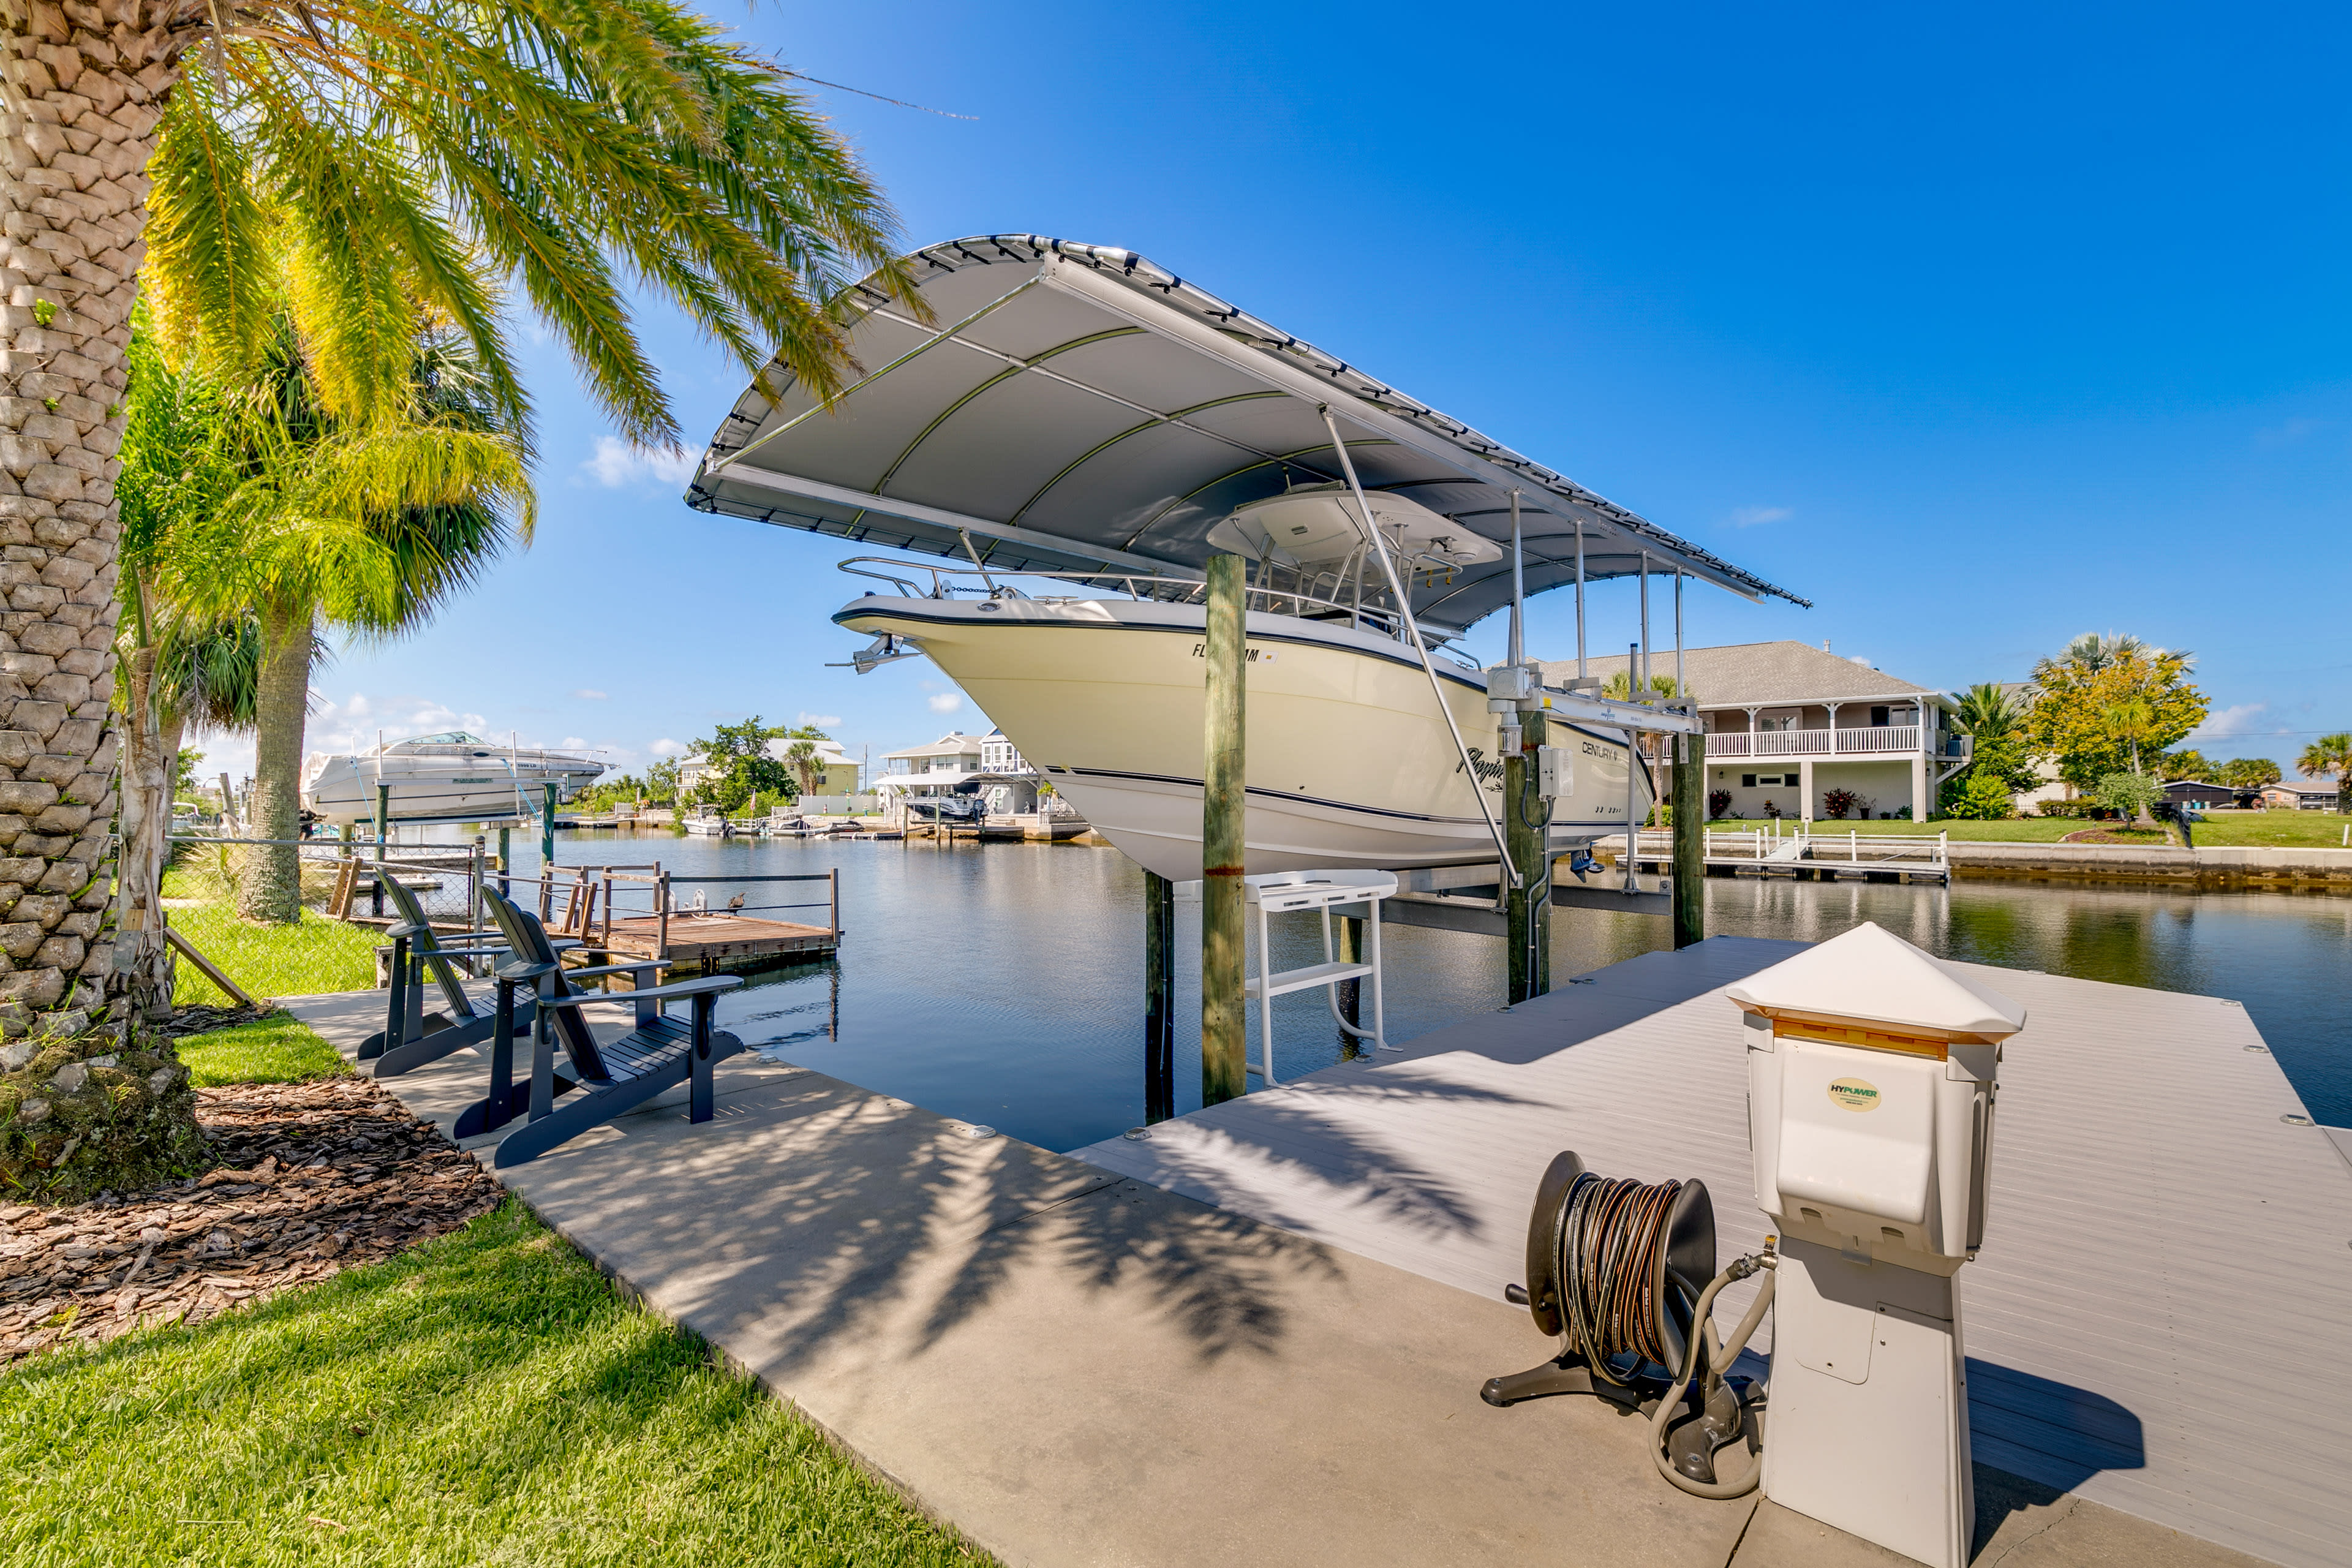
top-left (505, 832), bottom-right (2352, 1152)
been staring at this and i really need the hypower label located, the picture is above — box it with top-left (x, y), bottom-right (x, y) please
top-left (1826, 1077), bottom-right (1881, 1112)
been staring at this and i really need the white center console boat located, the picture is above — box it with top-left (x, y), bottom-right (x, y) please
top-left (684, 235), bottom-right (1804, 883)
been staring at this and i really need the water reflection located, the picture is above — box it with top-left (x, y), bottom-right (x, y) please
top-left (505, 832), bottom-right (2352, 1148)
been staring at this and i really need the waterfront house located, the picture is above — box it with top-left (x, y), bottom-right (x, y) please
top-left (2162, 780), bottom-right (2242, 810)
top-left (1537, 641), bottom-right (1971, 821)
top-left (876, 729), bottom-right (1048, 815)
top-left (677, 736), bottom-right (861, 797)
top-left (2258, 780), bottom-right (2340, 811)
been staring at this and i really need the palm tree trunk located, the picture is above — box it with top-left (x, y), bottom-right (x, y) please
top-left (0, 6), bottom-right (150, 1032)
top-left (0, 18), bottom-right (213, 1199)
top-left (113, 638), bottom-right (175, 1017)
top-left (238, 599), bottom-right (314, 924)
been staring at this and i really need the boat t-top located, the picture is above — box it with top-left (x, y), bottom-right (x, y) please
top-left (686, 236), bottom-right (1805, 881)
top-left (302, 732), bottom-right (606, 827)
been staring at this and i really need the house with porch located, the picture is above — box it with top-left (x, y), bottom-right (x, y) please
top-left (876, 729), bottom-right (1044, 813)
top-left (1537, 641), bottom-right (1971, 821)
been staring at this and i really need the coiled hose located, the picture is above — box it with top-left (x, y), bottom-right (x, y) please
top-left (1647, 1246), bottom-right (1777, 1499)
top-left (1550, 1174), bottom-right (1684, 1382)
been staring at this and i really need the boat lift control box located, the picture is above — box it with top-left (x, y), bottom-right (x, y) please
top-left (1536, 746), bottom-right (1570, 798)
top-left (1726, 924), bottom-right (2026, 1568)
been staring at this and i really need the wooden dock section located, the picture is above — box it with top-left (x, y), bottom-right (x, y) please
top-left (1072, 937), bottom-right (2352, 1568)
top-left (594, 912), bottom-right (836, 970)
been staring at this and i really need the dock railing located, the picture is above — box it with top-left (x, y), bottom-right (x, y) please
top-left (502, 862), bottom-right (843, 965)
top-left (1625, 825), bottom-right (1951, 875)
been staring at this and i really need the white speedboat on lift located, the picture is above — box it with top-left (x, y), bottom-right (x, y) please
top-left (301, 732), bottom-right (605, 827)
top-left (686, 235), bottom-right (1805, 882)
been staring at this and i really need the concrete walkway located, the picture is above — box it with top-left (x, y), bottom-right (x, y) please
top-left (282, 973), bottom-right (2267, 1568)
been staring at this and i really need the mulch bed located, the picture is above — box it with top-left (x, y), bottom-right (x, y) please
top-left (0, 1077), bottom-right (499, 1365)
top-left (148, 1005), bottom-right (279, 1040)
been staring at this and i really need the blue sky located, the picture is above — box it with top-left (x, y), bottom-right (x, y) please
top-left (210, 2), bottom-right (2351, 783)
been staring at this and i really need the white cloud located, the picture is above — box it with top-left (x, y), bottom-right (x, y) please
top-left (561, 736), bottom-right (587, 750)
top-left (2188, 703), bottom-right (2270, 741)
top-left (927, 692), bottom-right (965, 714)
top-left (573, 688), bottom-right (608, 701)
top-left (648, 738), bottom-right (687, 758)
top-left (797, 710), bottom-right (843, 729)
top-left (581, 436), bottom-right (698, 489)
top-left (1730, 505), bottom-right (1792, 527)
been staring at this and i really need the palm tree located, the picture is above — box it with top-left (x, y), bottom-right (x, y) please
top-left (2100, 696), bottom-right (2162, 825)
top-left (164, 303), bottom-right (533, 924)
top-left (4, 4), bottom-right (915, 1047)
top-left (2299, 733), bottom-right (2352, 815)
top-left (1950, 682), bottom-right (2026, 741)
top-left (2056, 631), bottom-right (2148, 673)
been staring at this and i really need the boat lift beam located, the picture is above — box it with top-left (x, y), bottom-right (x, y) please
top-left (714, 462), bottom-right (1196, 581)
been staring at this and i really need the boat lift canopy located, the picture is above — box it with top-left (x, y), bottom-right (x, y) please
top-left (689, 236), bottom-right (1807, 634)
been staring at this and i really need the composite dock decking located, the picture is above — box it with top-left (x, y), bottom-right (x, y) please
top-left (1072, 937), bottom-right (2352, 1568)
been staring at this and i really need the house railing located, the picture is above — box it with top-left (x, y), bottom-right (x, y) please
top-left (1706, 725), bottom-right (1924, 758)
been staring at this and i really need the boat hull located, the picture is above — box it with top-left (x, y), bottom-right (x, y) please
top-left (835, 596), bottom-right (1651, 882)
top-left (302, 753), bottom-right (603, 826)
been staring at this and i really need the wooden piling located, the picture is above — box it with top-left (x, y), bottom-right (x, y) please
top-left (539, 782), bottom-right (558, 921)
top-left (1673, 728), bottom-right (1706, 948)
top-left (1201, 552), bottom-right (1248, 1106)
top-left (1335, 914), bottom-right (1363, 1033)
top-left (1505, 710), bottom-right (1551, 1003)
top-left (1144, 869), bottom-right (1175, 1123)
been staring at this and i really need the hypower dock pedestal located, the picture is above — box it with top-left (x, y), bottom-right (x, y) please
top-left (1727, 924), bottom-right (2027, 1568)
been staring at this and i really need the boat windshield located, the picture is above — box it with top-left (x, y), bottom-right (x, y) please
top-left (391, 731), bottom-right (489, 749)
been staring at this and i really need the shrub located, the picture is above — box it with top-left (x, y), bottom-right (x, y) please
top-left (1894, 805), bottom-right (1913, 820)
top-left (1942, 771), bottom-right (2016, 820)
top-left (2095, 771), bottom-right (2165, 819)
top-left (1708, 789), bottom-right (1732, 819)
top-left (1820, 788), bottom-right (1861, 820)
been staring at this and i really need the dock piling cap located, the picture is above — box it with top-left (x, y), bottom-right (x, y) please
top-left (1725, 922), bottom-right (2027, 1042)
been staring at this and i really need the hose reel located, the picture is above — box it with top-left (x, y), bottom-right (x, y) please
top-left (1482, 1151), bottom-right (1778, 1498)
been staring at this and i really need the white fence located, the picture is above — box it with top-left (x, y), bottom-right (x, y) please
top-left (797, 794), bottom-right (878, 816)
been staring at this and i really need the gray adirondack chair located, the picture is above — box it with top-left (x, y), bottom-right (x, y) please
top-left (458, 886), bottom-right (745, 1167)
top-left (364, 871), bottom-right (575, 1075)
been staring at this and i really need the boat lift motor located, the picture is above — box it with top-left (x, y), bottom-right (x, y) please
top-left (1728, 922), bottom-right (2025, 1568)
top-left (1480, 1155), bottom-right (1779, 1497)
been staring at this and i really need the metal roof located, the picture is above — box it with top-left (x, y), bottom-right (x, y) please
top-left (1537, 641), bottom-right (1944, 707)
top-left (688, 235), bottom-right (1807, 631)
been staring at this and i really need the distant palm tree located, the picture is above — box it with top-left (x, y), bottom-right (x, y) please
top-left (1604, 670), bottom-right (1681, 701)
top-left (1951, 682), bottom-right (2026, 739)
top-left (2298, 733), bottom-right (2352, 814)
top-left (2058, 631), bottom-right (2149, 672)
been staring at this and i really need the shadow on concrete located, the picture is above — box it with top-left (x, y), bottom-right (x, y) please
top-left (511, 1070), bottom-right (1352, 1374)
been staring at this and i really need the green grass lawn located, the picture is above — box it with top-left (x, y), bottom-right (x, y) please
top-left (163, 864), bottom-right (381, 1006)
top-left (1703, 810), bottom-right (2350, 847)
top-left (175, 1013), bottom-right (353, 1088)
top-left (0, 1197), bottom-right (985, 1567)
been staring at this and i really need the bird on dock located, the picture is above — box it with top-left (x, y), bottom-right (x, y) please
top-left (725, 894), bottom-right (746, 916)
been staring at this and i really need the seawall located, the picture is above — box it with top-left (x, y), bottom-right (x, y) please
top-left (1948, 841), bottom-right (2352, 888)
